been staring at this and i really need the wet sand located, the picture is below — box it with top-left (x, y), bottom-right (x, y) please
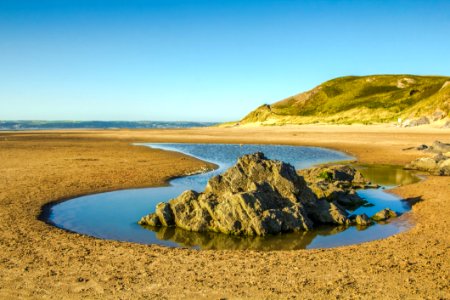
top-left (0, 125), bottom-right (449, 299)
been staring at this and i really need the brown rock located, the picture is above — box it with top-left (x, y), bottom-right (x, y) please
top-left (354, 214), bottom-right (373, 226)
top-left (406, 152), bottom-right (450, 176)
top-left (372, 209), bottom-right (398, 221)
top-left (298, 165), bottom-right (370, 209)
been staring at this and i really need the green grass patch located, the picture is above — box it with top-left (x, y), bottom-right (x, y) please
top-left (240, 74), bottom-right (450, 125)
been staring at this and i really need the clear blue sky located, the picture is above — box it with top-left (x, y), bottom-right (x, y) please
top-left (1, 0), bottom-right (449, 122)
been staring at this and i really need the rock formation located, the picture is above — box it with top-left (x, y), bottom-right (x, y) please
top-left (406, 153), bottom-right (450, 176)
top-left (429, 141), bottom-right (450, 153)
top-left (401, 116), bottom-right (430, 127)
top-left (298, 165), bottom-right (375, 209)
top-left (140, 153), bottom-right (403, 236)
top-left (139, 152), bottom-right (351, 236)
top-left (404, 141), bottom-right (450, 176)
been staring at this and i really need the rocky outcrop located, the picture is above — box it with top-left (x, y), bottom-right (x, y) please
top-left (139, 152), bottom-right (351, 236)
top-left (429, 141), bottom-right (450, 153)
top-left (431, 110), bottom-right (446, 122)
top-left (299, 165), bottom-right (375, 209)
top-left (401, 117), bottom-right (430, 127)
top-left (406, 153), bottom-right (450, 176)
top-left (404, 141), bottom-right (450, 176)
top-left (372, 209), bottom-right (398, 221)
top-left (405, 140), bottom-right (450, 154)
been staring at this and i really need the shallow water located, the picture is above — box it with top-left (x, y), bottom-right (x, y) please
top-left (0, 120), bottom-right (215, 130)
top-left (47, 143), bottom-right (418, 250)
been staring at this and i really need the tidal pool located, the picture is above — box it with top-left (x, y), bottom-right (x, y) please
top-left (44, 143), bottom-right (419, 250)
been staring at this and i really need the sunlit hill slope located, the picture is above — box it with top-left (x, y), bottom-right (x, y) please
top-left (239, 75), bottom-right (450, 126)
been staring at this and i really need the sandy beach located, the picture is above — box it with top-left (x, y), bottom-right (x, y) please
top-left (0, 125), bottom-right (449, 299)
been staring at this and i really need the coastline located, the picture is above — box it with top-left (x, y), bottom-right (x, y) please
top-left (43, 143), bottom-right (360, 249)
top-left (0, 126), bottom-right (449, 299)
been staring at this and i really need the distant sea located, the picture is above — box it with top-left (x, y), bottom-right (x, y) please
top-left (0, 121), bottom-right (217, 131)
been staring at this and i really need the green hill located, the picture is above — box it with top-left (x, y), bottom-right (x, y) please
top-left (239, 75), bottom-right (450, 126)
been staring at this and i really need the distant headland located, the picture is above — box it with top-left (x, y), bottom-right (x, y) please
top-left (235, 74), bottom-right (450, 127)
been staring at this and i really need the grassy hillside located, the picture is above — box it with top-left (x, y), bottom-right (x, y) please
top-left (239, 75), bottom-right (450, 125)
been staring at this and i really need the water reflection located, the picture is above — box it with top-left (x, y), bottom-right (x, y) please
top-left (143, 215), bottom-right (413, 251)
top-left (354, 164), bottom-right (420, 187)
top-left (47, 143), bottom-right (419, 250)
top-left (144, 225), bottom-right (347, 251)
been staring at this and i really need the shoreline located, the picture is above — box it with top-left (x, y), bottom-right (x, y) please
top-left (37, 148), bottom-right (220, 237)
top-left (44, 143), bottom-right (394, 250)
top-left (1, 126), bottom-right (449, 298)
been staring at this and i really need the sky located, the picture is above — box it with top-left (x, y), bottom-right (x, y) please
top-left (0, 0), bottom-right (449, 122)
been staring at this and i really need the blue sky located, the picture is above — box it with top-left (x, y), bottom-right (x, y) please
top-left (1, 0), bottom-right (449, 122)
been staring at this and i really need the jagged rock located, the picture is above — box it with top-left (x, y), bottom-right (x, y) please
top-left (431, 110), bottom-right (446, 121)
top-left (139, 152), bottom-right (350, 236)
top-left (413, 141), bottom-right (450, 154)
top-left (155, 202), bottom-right (175, 226)
top-left (406, 157), bottom-right (438, 171)
top-left (298, 165), bottom-right (372, 209)
top-left (437, 158), bottom-right (450, 176)
top-left (352, 214), bottom-right (373, 226)
top-left (310, 200), bottom-right (350, 225)
top-left (416, 144), bottom-right (429, 151)
top-left (138, 213), bottom-right (161, 227)
top-left (372, 209), bottom-right (398, 221)
top-left (299, 165), bottom-right (368, 186)
top-left (402, 117), bottom-right (430, 127)
top-left (406, 152), bottom-right (450, 176)
top-left (430, 141), bottom-right (450, 153)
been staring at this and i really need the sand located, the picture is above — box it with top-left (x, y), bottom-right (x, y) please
top-left (0, 125), bottom-right (449, 299)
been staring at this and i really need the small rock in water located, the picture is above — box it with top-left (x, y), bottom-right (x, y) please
top-left (353, 214), bottom-right (373, 226)
top-left (138, 214), bottom-right (161, 227)
top-left (372, 209), bottom-right (398, 221)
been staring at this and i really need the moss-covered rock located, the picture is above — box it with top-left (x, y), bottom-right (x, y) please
top-left (351, 214), bottom-right (373, 226)
top-left (298, 164), bottom-right (374, 209)
top-left (372, 209), bottom-right (398, 221)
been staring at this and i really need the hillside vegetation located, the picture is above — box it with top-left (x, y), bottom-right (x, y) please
top-left (239, 75), bottom-right (450, 126)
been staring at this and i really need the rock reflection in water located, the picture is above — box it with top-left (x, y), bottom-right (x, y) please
top-left (355, 164), bottom-right (420, 187)
top-left (144, 225), bottom-right (348, 250)
top-left (140, 163), bottom-right (419, 250)
top-left (48, 143), bottom-right (418, 250)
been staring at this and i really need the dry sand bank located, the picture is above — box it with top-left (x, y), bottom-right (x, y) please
top-left (0, 126), bottom-right (449, 299)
